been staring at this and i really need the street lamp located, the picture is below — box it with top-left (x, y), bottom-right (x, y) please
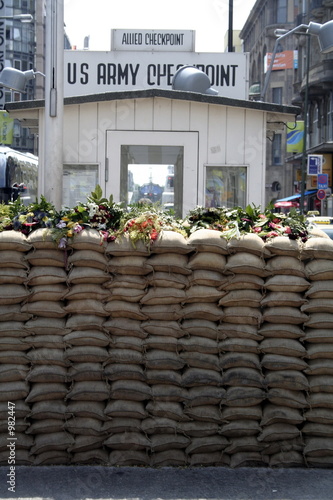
top-left (0, 14), bottom-right (33, 23)
top-left (0, 0), bottom-right (64, 210)
top-left (0, 67), bottom-right (45, 93)
top-left (261, 20), bottom-right (333, 214)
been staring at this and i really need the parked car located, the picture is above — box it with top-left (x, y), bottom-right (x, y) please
top-left (306, 215), bottom-right (333, 240)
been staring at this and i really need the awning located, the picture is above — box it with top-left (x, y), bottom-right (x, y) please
top-left (275, 189), bottom-right (317, 203)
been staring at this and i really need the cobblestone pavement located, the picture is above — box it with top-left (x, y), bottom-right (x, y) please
top-left (0, 465), bottom-right (332, 500)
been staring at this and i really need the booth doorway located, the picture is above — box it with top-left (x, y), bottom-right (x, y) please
top-left (106, 131), bottom-right (198, 217)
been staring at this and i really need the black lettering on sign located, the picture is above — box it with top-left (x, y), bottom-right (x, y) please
top-left (147, 64), bottom-right (156, 86)
top-left (97, 63), bottom-right (140, 86)
top-left (67, 63), bottom-right (77, 84)
top-left (0, 20), bottom-right (5, 46)
top-left (80, 63), bottom-right (89, 84)
top-left (192, 64), bottom-right (239, 87)
top-left (122, 33), bottom-right (143, 45)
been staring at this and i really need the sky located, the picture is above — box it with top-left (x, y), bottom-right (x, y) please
top-left (63, 0), bottom-right (257, 52)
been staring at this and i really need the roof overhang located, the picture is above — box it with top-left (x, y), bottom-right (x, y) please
top-left (5, 88), bottom-right (301, 131)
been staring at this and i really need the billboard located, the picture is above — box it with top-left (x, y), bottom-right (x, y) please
top-left (64, 50), bottom-right (249, 99)
top-left (264, 50), bottom-right (298, 72)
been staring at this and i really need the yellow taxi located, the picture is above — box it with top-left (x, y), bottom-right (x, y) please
top-left (306, 213), bottom-right (333, 240)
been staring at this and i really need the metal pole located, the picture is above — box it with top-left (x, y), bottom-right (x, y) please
top-left (42, 0), bottom-right (64, 209)
top-left (228, 0), bottom-right (233, 52)
top-left (261, 24), bottom-right (308, 101)
top-left (300, 34), bottom-right (310, 214)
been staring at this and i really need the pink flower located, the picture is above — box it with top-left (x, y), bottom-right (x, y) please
top-left (73, 224), bottom-right (83, 233)
top-left (267, 231), bottom-right (279, 238)
top-left (100, 231), bottom-right (109, 241)
top-left (23, 221), bottom-right (38, 227)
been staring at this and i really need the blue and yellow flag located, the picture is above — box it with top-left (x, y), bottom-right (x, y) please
top-left (286, 121), bottom-right (304, 153)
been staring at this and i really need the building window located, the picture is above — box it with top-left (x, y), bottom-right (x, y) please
top-left (272, 134), bottom-right (282, 165)
top-left (275, 0), bottom-right (287, 23)
top-left (120, 145), bottom-right (184, 215)
top-left (272, 87), bottom-right (283, 104)
top-left (205, 166), bottom-right (247, 209)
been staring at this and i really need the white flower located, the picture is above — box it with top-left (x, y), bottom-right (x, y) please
top-left (87, 202), bottom-right (98, 217)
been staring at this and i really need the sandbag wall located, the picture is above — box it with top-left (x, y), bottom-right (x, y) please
top-left (1, 227), bottom-right (333, 467)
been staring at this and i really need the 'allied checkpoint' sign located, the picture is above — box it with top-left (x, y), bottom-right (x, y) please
top-left (63, 50), bottom-right (249, 99)
top-left (112, 29), bottom-right (195, 52)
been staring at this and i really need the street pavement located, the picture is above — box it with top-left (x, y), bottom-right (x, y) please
top-left (0, 465), bottom-right (333, 500)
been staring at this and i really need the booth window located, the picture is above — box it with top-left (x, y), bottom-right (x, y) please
top-left (63, 164), bottom-right (99, 207)
top-left (205, 165), bottom-right (247, 208)
top-left (120, 145), bottom-right (183, 215)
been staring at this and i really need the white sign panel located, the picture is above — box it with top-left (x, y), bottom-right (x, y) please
top-left (64, 51), bottom-right (249, 100)
top-left (112, 29), bottom-right (195, 52)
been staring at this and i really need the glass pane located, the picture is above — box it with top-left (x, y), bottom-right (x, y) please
top-left (120, 145), bottom-right (183, 215)
top-left (206, 166), bottom-right (247, 208)
top-left (63, 164), bottom-right (99, 207)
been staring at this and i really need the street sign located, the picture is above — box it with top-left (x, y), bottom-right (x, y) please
top-left (318, 173), bottom-right (329, 189)
top-left (307, 155), bottom-right (323, 176)
top-left (317, 189), bottom-right (326, 200)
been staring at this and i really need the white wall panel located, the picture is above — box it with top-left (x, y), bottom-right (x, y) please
top-left (153, 98), bottom-right (172, 130)
top-left (225, 107), bottom-right (246, 164)
top-left (115, 99), bottom-right (135, 129)
top-left (207, 105), bottom-right (227, 165)
top-left (63, 105), bottom-right (79, 164)
top-left (134, 98), bottom-right (154, 130)
top-left (77, 102), bottom-right (99, 164)
top-left (171, 100), bottom-right (190, 130)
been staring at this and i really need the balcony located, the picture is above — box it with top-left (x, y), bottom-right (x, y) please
top-left (299, 60), bottom-right (333, 95)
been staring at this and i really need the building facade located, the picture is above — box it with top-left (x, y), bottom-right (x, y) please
top-left (0, 0), bottom-right (71, 153)
top-left (240, 0), bottom-right (301, 206)
top-left (241, 0), bottom-right (333, 214)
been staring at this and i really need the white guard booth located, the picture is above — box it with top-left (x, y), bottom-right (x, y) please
top-left (6, 88), bottom-right (300, 215)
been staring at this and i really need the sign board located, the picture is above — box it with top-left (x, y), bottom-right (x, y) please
top-left (112, 29), bottom-right (195, 52)
top-left (317, 189), bottom-right (326, 200)
top-left (318, 173), bottom-right (329, 190)
top-left (64, 51), bottom-right (249, 99)
top-left (264, 50), bottom-right (298, 72)
top-left (307, 154), bottom-right (323, 176)
top-left (286, 121), bottom-right (304, 153)
top-left (0, 111), bottom-right (13, 144)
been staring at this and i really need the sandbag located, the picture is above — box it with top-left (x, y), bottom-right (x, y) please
top-left (265, 255), bottom-right (305, 277)
top-left (227, 233), bottom-right (271, 257)
top-left (224, 253), bottom-right (268, 277)
top-left (187, 229), bottom-right (229, 254)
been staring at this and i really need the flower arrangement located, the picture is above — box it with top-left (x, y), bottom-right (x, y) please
top-left (0, 196), bottom-right (56, 234)
top-left (52, 186), bottom-right (124, 247)
top-left (0, 187), bottom-right (311, 248)
top-left (184, 203), bottom-right (309, 242)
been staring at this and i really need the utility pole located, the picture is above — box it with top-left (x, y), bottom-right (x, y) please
top-left (228, 0), bottom-right (233, 52)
